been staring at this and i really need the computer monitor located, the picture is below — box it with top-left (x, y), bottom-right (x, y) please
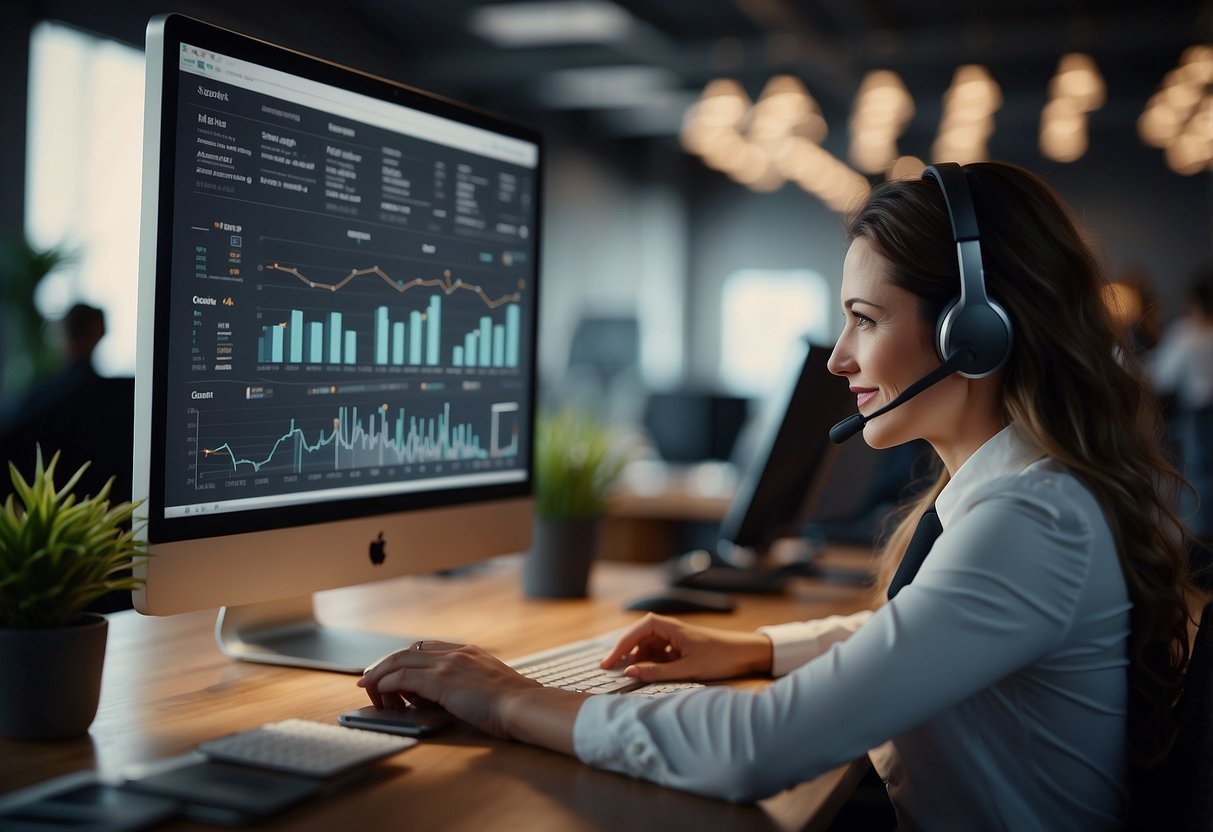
top-left (133, 14), bottom-right (540, 672)
top-left (669, 340), bottom-right (871, 592)
top-left (717, 340), bottom-right (854, 556)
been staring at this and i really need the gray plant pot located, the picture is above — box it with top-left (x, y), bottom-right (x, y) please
top-left (523, 516), bottom-right (601, 598)
top-left (0, 612), bottom-right (108, 740)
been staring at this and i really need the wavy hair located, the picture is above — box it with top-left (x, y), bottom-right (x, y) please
top-left (847, 161), bottom-right (1197, 767)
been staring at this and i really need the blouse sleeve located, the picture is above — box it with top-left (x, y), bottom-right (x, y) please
top-left (757, 611), bottom-right (874, 677)
top-left (572, 476), bottom-right (1094, 803)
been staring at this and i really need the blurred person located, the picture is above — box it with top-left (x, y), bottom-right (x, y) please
top-left (0, 303), bottom-right (105, 433)
top-left (0, 303), bottom-right (133, 503)
top-left (1150, 268), bottom-right (1213, 540)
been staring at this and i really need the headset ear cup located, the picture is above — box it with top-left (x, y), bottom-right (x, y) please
top-left (937, 297), bottom-right (1014, 378)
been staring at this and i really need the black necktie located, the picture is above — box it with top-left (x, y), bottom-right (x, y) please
top-left (887, 504), bottom-right (942, 600)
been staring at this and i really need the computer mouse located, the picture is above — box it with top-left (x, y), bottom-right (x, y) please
top-left (623, 587), bottom-right (736, 614)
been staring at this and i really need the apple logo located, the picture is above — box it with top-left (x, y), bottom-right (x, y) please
top-left (369, 532), bottom-right (387, 565)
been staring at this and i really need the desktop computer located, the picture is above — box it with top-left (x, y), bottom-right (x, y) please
top-left (134, 14), bottom-right (541, 672)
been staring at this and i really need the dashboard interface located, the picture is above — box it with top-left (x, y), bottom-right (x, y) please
top-left (157, 40), bottom-right (538, 523)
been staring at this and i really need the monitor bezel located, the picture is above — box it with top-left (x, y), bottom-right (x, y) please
top-left (138, 13), bottom-right (542, 545)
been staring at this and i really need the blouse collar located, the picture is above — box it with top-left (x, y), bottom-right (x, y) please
top-left (934, 423), bottom-right (1046, 529)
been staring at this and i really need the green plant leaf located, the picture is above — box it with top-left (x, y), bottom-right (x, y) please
top-left (533, 409), bottom-right (632, 520)
top-left (0, 447), bottom-right (149, 629)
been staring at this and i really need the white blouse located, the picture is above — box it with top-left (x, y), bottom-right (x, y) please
top-left (573, 424), bottom-right (1132, 831)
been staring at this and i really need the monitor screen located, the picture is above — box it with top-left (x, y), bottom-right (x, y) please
top-left (133, 14), bottom-right (540, 671)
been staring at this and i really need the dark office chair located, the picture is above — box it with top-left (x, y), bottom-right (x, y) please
top-left (1127, 601), bottom-right (1213, 831)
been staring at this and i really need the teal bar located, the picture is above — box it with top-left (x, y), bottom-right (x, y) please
top-left (492, 324), bottom-right (505, 368)
top-left (344, 330), bottom-right (357, 365)
top-left (409, 310), bottom-right (423, 365)
top-left (478, 315), bottom-right (492, 366)
top-left (426, 295), bottom-right (441, 366)
top-left (464, 331), bottom-right (477, 367)
top-left (259, 327), bottom-right (269, 363)
top-left (309, 322), bottom-right (323, 363)
top-left (271, 324), bottom-right (284, 363)
top-left (289, 310), bottom-right (303, 363)
top-left (375, 306), bottom-right (389, 365)
top-left (453, 345), bottom-right (464, 367)
top-left (329, 312), bottom-right (343, 363)
top-left (505, 304), bottom-right (520, 368)
top-left (392, 322), bottom-right (405, 365)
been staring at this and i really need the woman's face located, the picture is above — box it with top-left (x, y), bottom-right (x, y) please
top-left (827, 236), bottom-right (969, 451)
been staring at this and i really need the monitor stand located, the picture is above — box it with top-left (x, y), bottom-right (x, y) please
top-left (216, 596), bottom-right (420, 674)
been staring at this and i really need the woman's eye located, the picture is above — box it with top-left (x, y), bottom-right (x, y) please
top-left (851, 311), bottom-right (874, 328)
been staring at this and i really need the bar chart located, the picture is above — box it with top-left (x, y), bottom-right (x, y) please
top-left (256, 296), bottom-right (522, 368)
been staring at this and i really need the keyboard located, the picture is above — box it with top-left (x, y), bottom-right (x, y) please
top-left (197, 719), bottom-right (416, 778)
top-left (509, 635), bottom-right (704, 696)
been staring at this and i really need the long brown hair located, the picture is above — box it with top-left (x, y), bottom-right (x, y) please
top-left (848, 161), bottom-right (1197, 766)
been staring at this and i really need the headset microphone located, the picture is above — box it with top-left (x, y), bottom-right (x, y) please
top-left (829, 348), bottom-right (976, 444)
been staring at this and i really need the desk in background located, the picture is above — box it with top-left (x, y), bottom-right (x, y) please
top-left (0, 555), bottom-right (873, 831)
top-left (602, 461), bottom-right (736, 562)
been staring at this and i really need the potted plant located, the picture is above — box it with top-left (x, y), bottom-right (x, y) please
top-left (0, 448), bottom-right (148, 740)
top-left (523, 409), bottom-right (629, 598)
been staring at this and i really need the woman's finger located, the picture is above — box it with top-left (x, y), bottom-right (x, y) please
top-left (600, 614), bottom-right (677, 668)
top-left (625, 660), bottom-right (686, 683)
top-left (359, 641), bottom-right (447, 692)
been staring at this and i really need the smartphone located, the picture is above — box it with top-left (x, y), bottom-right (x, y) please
top-left (338, 705), bottom-right (455, 737)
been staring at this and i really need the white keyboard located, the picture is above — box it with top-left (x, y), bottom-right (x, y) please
top-left (197, 719), bottom-right (416, 778)
top-left (509, 636), bottom-right (704, 696)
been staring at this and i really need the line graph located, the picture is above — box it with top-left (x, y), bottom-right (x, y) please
top-left (267, 264), bottom-right (523, 309)
top-left (195, 400), bottom-right (520, 478)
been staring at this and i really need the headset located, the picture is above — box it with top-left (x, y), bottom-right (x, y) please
top-left (924, 162), bottom-right (1013, 378)
top-left (829, 162), bottom-right (1014, 444)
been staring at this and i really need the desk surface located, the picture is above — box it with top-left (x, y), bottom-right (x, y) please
top-left (0, 554), bottom-right (873, 831)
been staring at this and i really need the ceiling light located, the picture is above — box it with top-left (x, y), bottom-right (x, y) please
top-left (849, 70), bottom-right (913, 174)
top-left (1048, 53), bottom-right (1105, 112)
top-left (534, 66), bottom-right (680, 109)
top-left (934, 66), bottom-right (1000, 163)
top-left (1140, 44), bottom-right (1213, 173)
top-left (467, 1), bottom-right (634, 48)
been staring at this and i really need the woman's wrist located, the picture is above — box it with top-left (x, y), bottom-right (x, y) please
top-left (735, 631), bottom-right (774, 675)
top-left (498, 685), bottom-right (587, 755)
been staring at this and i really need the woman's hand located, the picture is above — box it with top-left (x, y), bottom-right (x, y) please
top-left (358, 641), bottom-right (544, 739)
top-left (601, 613), bottom-right (773, 683)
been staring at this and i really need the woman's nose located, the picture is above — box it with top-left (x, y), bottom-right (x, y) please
top-left (827, 336), bottom-right (852, 377)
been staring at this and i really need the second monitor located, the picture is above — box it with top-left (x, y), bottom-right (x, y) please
top-left (671, 340), bottom-right (877, 593)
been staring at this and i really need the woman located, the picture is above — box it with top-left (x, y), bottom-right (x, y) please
top-left (359, 162), bottom-right (1197, 829)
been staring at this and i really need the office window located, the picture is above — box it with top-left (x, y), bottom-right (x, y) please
top-left (719, 269), bottom-right (831, 396)
top-left (25, 22), bottom-right (143, 377)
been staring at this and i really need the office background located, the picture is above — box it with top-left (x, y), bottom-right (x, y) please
top-left (1, 0), bottom-right (1211, 427)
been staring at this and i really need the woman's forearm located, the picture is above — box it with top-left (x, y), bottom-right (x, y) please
top-left (500, 687), bottom-right (589, 755)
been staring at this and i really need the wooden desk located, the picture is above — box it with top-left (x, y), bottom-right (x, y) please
top-left (601, 464), bottom-right (735, 562)
top-left (0, 556), bottom-right (872, 831)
